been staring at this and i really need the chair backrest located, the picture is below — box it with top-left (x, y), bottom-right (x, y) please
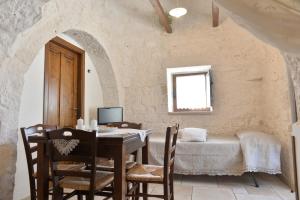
top-left (20, 124), bottom-right (57, 200)
top-left (107, 121), bottom-right (142, 129)
top-left (163, 124), bottom-right (179, 181)
top-left (47, 128), bottom-right (97, 193)
top-left (107, 121), bottom-right (142, 161)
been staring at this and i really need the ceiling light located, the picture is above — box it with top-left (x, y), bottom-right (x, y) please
top-left (169, 7), bottom-right (187, 18)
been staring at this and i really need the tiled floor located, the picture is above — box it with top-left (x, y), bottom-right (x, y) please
top-left (67, 173), bottom-right (296, 200)
top-left (156, 173), bottom-right (295, 200)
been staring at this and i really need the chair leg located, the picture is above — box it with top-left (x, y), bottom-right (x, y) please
top-left (163, 182), bottom-right (169, 200)
top-left (86, 194), bottom-right (94, 200)
top-left (31, 187), bottom-right (36, 200)
top-left (127, 182), bottom-right (132, 200)
top-left (170, 181), bottom-right (174, 200)
top-left (52, 186), bottom-right (64, 200)
top-left (170, 173), bottom-right (174, 200)
top-left (112, 182), bottom-right (115, 200)
top-left (134, 183), bottom-right (140, 200)
top-left (142, 183), bottom-right (148, 200)
top-left (77, 194), bottom-right (83, 200)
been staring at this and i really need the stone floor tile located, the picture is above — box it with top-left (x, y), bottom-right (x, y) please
top-left (270, 182), bottom-right (296, 200)
top-left (235, 194), bottom-right (282, 200)
top-left (42, 174), bottom-right (295, 200)
top-left (192, 187), bottom-right (236, 200)
top-left (182, 175), bottom-right (218, 188)
top-left (217, 175), bottom-right (249, 194)
top-left (245, 185), bottom-right (278, 196)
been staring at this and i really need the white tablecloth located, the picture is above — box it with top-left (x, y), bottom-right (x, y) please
top-left (97, 128), bottom-right (149, 142)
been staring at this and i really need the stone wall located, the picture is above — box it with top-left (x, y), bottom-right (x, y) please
top-left (284, 53), bottom-right (300, 187)
top-left (124, 19), bottom-right (284, 136)
top-left (0, 0), bottom-right (297, 199)
top-left (285, 54), bottom-right (300, 118)
top-left (260, 51), bottom-right (294, 186)
top-left (0, 144), bottom-right (16, 199)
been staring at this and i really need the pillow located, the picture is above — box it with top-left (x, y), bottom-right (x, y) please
top-left (180, 128), bottom-right (207, 142)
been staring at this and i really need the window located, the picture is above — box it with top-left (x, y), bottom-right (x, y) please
top-left (167, 66), bottom-right (213, 113)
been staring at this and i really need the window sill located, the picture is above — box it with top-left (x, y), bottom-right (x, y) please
top-left (168, 111), bottom-right (213, 115)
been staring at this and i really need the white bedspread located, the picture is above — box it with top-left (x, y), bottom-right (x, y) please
top-left (149, 134), bottom-right (282, 176)
top-left (149, 135), bottom-right (245, 176)
top-left (238, 131), bottom-right (282, 174)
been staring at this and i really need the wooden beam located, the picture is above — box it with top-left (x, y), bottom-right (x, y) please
top-left (149, 0), bottom-right (172, 33)
top-left (212, 1), bottom-right (219, 27)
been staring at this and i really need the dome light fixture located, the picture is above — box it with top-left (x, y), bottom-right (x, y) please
top-left (169, 7), bottom-right (187, 18)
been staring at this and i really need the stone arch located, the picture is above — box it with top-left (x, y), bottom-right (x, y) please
top-left (0, 0), bottom-right (125, 197)
top-left (0, 26), bottom-right (120, 144)
top-left (12, 29), bottom-right (119, 199)
top-left (64, 29), bottom-right (119, 106)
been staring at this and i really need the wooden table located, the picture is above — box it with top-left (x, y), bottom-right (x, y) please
top-left (28, 131), bottom-right (150, 200)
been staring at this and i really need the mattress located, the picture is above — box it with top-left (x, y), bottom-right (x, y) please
top-left (149, 135), bottom-right (245, 176)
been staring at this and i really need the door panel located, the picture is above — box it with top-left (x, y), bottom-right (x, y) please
top-left (44, 40), bottom-right (82, 128)
top-left (60, 51), bottom-right (78, 127)
top-left (45, 43), bottom-right (61, 125)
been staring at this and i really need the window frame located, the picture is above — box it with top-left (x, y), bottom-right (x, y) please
top-left (167, 65), bottom-right (213, 114)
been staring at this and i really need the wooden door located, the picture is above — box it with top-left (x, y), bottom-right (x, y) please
top-left (44, 39), bottom-right (84, 127)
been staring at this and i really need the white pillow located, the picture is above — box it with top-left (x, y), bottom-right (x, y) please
top-left (179, 128), bottom-right (207, 142)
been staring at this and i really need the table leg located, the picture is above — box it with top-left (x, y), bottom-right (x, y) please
top-left (142, 137), bottom-right (149, 200)
top-left (37, 143), bottom-right (49, 200)
top-left (114, 145), bottom-right (126, 200)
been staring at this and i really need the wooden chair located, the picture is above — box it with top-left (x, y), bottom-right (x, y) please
top-left (20, 124), bottom-right (57, 200)
top-left (47, 128), bottom-right (114, 200)
top-left (97, 122), bottom-right (142, 171)
top-left (21, 124), bottom-right (84, 200)
top-left (126, 124), bottom-right (179, 200)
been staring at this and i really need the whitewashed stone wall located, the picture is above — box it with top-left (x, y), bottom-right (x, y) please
top-left (64, 30), bottom-right (119, 107)
top-left (0, 0), bottom-right (49, 60)
top-left (285, 54), bottom-right (300, 118)
top-left (260, 52), bottom-right (294, 186)
top-left (125, 18), bottom-right (275, 135)
top-left (0, 0), bottom-right (297, 199)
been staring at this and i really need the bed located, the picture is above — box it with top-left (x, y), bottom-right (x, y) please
top-left (149, 133), bottom-right (281, 186)
top-left (149, 135), bottom-right (245, 176)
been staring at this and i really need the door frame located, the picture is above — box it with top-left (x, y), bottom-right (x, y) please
top-left (43, 36), bottom-right (85, 126)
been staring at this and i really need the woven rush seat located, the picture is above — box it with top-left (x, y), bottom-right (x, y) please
top-left (96, 157), bottom-right (136, 171)
top-left (126, 125), bottom-right (179, 200)
top-left (32, 163), bottom-right (85, 178)
top-left (48, 128), bottom-right (114, 199)
top-left (59, 171), bottom-right (114, 191)
top-left (127, 164), bottom-right (164, 182)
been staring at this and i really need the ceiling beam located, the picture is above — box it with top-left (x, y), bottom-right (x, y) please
top-left (212, 1), bottom-right (220, 27)
top-left (149, 0), bottom-right (172, 33)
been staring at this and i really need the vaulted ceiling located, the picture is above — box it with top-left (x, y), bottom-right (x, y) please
top-left (215, 0), bottom-right (300, 53)
top-left (151, 0), bottom-right (300, 53)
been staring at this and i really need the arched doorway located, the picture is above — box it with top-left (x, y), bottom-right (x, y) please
top-left (14, 30), bottom-right (119, 199)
